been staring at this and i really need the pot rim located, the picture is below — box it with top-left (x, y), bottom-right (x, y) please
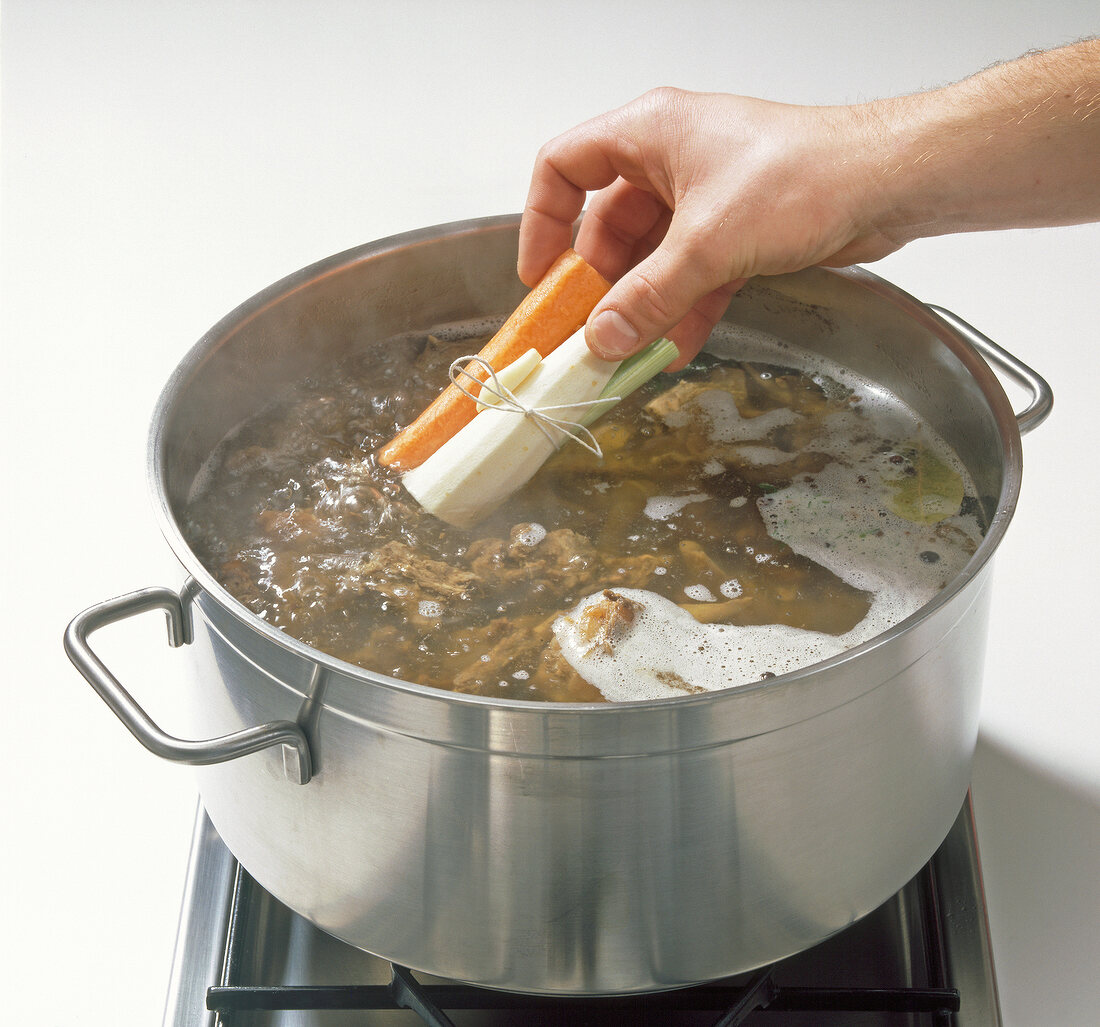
top-left (148, 214), bottom-right (1024, 717)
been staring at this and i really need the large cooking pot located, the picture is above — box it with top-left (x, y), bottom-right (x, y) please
top-left (65, 215), bottom-right (1050, 995)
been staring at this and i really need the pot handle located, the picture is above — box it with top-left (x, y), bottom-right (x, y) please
top-left (63, 587), bottom-right (313, 785)
top-left (928, 304), bottom-right (1053, 435)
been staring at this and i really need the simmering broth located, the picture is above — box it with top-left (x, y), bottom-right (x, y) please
top-left (182, 322), bottom-right (984, 702)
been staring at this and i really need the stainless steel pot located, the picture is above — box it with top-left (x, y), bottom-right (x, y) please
top-left (65, 215), bottom-right (1051, 996)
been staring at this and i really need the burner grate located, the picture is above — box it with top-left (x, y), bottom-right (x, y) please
top-left (206, 862), bottom-right (961, 1026)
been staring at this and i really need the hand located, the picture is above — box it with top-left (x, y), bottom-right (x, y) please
top-left (519, 42), bottom-right (1100, 368)
top-left (519, 88), bottom-right (898, 368)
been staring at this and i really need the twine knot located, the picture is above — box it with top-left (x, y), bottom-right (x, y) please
top-left (449, 355), bottom-right (618, 459)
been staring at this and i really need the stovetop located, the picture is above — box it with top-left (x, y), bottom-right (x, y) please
top-left (164, 794), bottom-right (1000, 1025)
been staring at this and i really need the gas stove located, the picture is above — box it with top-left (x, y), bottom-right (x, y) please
top-left (164, 794), bottom-right (1000, 1025)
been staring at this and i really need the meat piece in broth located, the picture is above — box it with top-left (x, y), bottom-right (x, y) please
top-left (575, 589), bottom-right (639, 656)
top-left (465, 524), bottom-right (600, 594)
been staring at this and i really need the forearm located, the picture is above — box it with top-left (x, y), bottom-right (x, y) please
top-left (864, 39), bottom-right (1100, 246)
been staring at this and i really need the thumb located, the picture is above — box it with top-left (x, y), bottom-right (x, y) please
top-left (584, 227), bottom-right (732, 361)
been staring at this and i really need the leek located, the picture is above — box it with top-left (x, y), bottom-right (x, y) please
top-left (402, 330), bottom-right (620, 528)
top-left (581, 337), bottom-right (679, 426)
top-left (402, 335), bottom-right (678, 529)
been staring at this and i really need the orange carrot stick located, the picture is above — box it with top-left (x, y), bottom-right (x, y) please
top-left (377, 249), bottom-right (610, 471)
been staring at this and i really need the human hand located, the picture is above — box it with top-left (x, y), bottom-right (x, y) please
top-left (519, 88), bottom-right (899, 369)
top-left (520, 42), bottom-right (1100, 369)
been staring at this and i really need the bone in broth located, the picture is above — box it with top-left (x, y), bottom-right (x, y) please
top-left (182, 321), bottom-right (985, 702)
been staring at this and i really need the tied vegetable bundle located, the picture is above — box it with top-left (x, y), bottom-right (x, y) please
top-left (377, 250), bottom-right (677, 528)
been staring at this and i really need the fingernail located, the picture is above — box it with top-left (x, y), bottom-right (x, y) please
top-left (589, 309), bottom-right (639, 359)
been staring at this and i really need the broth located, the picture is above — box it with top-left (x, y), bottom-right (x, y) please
top-left (182, 322), bottom-right (984, 702)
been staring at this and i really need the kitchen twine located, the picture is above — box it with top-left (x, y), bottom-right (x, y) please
top-left (448, 355), bottom-right (619, 459)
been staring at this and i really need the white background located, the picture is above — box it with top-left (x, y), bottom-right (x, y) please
top-left (3, 2), bottom-right (1098, 1023)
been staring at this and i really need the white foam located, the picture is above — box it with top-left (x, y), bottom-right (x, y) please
top-left (683, 584), bottom-right (717, 602)
top-left (730, 445), bottom-right (797, 466)
top-left (512, 522), bottom-right (548, 547)
top-left (644, 493), bottom-right (711, 521)
top-left (554, 590), bottom-right (852, 702)
top-left (719, 579), bottom-right (743, 599)
top-left (689, 389), bottom-right (798, 443)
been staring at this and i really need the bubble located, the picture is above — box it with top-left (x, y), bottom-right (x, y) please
top-left (719, 579), bottom-right (743, 599)
top-left (418, 600), bottom-right (443, 618)
top-left (553, 589), bottom-right (851, 702)
top-left (687, 388), bottom-right (798, 444)
top-left (684, 584), bottom-right (716, 602)
top-left (644, 494), bottom-right (711, 521)
top-left (512, 522), bottom-right (547, 547)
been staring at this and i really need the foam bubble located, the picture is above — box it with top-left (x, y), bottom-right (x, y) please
top-left (731, 445), bottom-right (797, 466)
top-left (684, 584), bottom-right (716, 602)
top-left (512, 522), bottom-right (547, 547)
top-left (554, 590), bottom-right (851, 702)
top-left (689, 389), bottom-right (798, 443)
top-left (644, 493), bottom-right (710, 521)
top-left (719, 579), bottom-right (743, 599)
top-left (757, 439), bottom-right (980, 612)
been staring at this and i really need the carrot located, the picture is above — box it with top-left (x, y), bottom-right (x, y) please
top-left (377, 249), bottom-right (610, 470)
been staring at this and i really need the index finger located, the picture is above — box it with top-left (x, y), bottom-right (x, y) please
top-left (517, 113), bottom-right (642, 287)
top-left (575, 176), bottom-right (671, 282)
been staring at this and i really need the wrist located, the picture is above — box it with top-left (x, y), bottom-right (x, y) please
top-left (852, 89), bottom-right (977, 247)
top-left (855, 41), bottom-right (1100, 245)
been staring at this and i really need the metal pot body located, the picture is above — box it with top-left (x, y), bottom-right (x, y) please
top-left (185, 572), bottom-right (991, 993)
top-left (67, 216), bottom-right (1048, 995)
